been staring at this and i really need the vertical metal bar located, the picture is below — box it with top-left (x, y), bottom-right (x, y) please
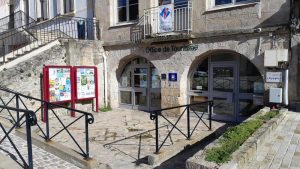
top-left (45, 103), bottom-right (50, 140)
top-left (155, 111), bottom-right (159, 154)
top-left (26, 113), bottom-right (34, 169)
top-left (16, 94), bottom-right (20, 128)
top-left (85, 115), bottom-right (90, 159)
top-left (187, 106), bottom-right (191, 140)
top-left (40, 73), bottom-right (44, 121)
top-left (209, 101), bottom-right (212, 131)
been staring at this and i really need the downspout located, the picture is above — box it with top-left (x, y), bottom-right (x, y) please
top-left (284, 0), bottom-right (294, 106)
top-left (103, 51), bottom-right (108, 107)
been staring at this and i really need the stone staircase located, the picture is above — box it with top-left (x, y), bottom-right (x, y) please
top-left (0, 28), bottom-right (69, 66)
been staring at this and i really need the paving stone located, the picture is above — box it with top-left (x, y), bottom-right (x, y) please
top-left (243, 112), bottom-right (300, 169)
top-left (0, 128), bottom-right (79, 169)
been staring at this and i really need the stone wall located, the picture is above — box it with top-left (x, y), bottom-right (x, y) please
top-left (0, 40), bottom-right (105, 118)
top-left (105, 32), bottom-right (290, 111)
top-left (96, 0), bottom-right (290, 43)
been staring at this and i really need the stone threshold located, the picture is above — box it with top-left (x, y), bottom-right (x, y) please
top-left (186, 107), bottom-right (288, 169)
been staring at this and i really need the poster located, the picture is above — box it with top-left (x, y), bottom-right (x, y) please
top-left (76, 68), bottom-right (96, 99)
top-left (48, 68), bottom-right (72, 102)
top-left (158, 4), bottom-right (174, 33)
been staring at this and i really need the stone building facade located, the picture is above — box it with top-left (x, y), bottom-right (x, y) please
top-left (94, 0), bottom-right (295, 122)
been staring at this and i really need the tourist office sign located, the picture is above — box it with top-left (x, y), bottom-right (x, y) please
top-left (145, 44), bottom-right (198, 53)
top-left (43, 66), bottom-right (98, 119)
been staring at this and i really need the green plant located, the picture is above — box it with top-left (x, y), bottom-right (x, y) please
top-left (99, 105), bottom-right (112, 112)
top-left (205, 110), bottom-right (279, 164)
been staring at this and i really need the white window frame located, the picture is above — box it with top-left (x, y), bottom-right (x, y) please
top-left (208, 0), bottom-right (259, 10)
top-left (115, 0), bottom-right (139, 24)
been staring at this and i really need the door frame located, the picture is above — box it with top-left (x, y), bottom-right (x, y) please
top-left (119, 58), bottom-right (161, 111)
top-left (209, 61), bottom-right (239, 122)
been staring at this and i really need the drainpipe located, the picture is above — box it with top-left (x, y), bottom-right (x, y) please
top-left (284, 70), bottom-right (289, 106)
top-left (103, 51), bottom-right (108, 107)
top-left (284, 0), bottom-right (294, 106)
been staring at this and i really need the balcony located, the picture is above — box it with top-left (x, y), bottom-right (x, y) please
top-left (131, 1), bottom-right (192, 43)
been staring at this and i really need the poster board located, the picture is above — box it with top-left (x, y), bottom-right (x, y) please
top-left (43, 65), bottom-right (99, 119)
top-left (43, 66), bottom-right (73, 103)
top-left (74, 66), bottom-right (98, 100)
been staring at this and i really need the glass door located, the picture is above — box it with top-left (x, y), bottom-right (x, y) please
top-left (133, 66), bottom-right (148, 110)
top-left (210, 62), bottom-right (238, 121)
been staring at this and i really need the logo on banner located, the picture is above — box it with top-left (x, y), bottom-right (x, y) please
top-left (158, 4), bottom-right (174, 33)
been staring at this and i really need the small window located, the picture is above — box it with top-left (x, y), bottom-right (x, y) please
top-left (64, 0), bottom-right (74, 13)
top-left (213, 0), bottom-right (249, 7)
top-left (117, 0), bottom-right (139, 23)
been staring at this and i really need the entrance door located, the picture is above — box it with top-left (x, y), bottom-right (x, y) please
top-left (210, 62), bottom-right (238, 121)
top-left (133, 66), bottom-right (148, 110)
top-left (119, 58), bottom-right (161, 111)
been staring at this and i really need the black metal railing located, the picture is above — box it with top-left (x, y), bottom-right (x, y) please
top-left (0, 15), bottom-right (99, 65)
top-left (0, 104), bottom-right (37, 169)
top-left (0, 86), bottom-right (94, 159)
top-left (0, 11), bottom-right (36, 34)
top-left (149, 101), bottom-right (213, 154)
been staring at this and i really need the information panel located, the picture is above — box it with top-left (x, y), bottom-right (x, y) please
top-left (76, 67), bottom-right (96, 99)
top-left (48, 67), bottom-right (72, 102)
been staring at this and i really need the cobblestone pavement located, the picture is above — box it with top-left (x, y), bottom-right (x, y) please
top-left (32, 108), bottom-right (225, 169)
top-left (0, 129), bottom-right (79, 169)
top-left (244, 112), bottom-right (300, 169)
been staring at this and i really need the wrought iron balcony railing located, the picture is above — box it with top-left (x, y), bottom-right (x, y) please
top-left (144, 1), bottom-right (192, 38)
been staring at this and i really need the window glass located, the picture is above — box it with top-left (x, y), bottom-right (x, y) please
top-left (117, 0), bottom-right (139, 22)
top-left (239, 57), bottom-right (263, 93)
top-left (118, 7), bottom-right (127, 22)
top-left (129, 4), bottom-right (139, 20)
top-left (120, 63), bottom-right (132, 87)
top-left (159, 0), bottom-right (171, 5)
top-left (215, 0), bottom-right (232, 6)
top-left (191, 58), bottom-right (209, 91)
top-left (118, 0), bottom-right (126, 6)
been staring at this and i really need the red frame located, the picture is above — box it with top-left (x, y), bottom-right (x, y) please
top-left (43, 65), bottom-right (75, 119)
top-left (73, 66), bottom-right (99, 111)
top-left (43, 65), bottom-right (99, 121)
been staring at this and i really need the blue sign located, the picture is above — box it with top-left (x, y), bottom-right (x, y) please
top-left (168, 73), bottom-right (177, 82)
top-left (161, 74), bottom-right (167, 80)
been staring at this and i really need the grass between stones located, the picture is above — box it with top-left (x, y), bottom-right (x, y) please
top-left (205, 110), bottom-right (279, 164)
top-left (99, 105), bottom-right (112, 112)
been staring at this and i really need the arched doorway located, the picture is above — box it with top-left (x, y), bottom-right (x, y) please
top-left (188, 52), bottom-right (264, 122)
top-left (118, 57), bottom-right (161, 111)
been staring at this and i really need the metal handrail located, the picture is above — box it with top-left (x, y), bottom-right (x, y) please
top-left (0, 11), bottom-right (36, 34)
top-left (0, 104), bottom-right (37, 169)
top-left (0, 86), bottom-right (94, 159)
top-left (149, 101), bottom-right (213, 154)
top-left (0, 15), bottom-right (99, 65)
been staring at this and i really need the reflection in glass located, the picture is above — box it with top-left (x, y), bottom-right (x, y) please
top-left (239, 57), bottom-right (264, 93)
top-left (151, 67), bottom-right (161, 88)
top-left (213, 97), bottom-right (234, 116)
top-left (239, 99), bottom-right (263, 117)
top-left (120, 91), bottom-right (132, 104)
top-left (135, 92), bottom-right (147, 106)
top-left (191, 58), bottom-right (208, 91)
top-left (120, 63), bottom-right (131, 87)
top-left (213, 67), bottom-right (234, 92)
top-left (151, 93), bottom-right (161, 107)
top-left (190, 96), bottom-right (208, 112)
top-left (134, 68), bottom-right (147, 88)
top-left (215, 0), bottom-right (232, 5)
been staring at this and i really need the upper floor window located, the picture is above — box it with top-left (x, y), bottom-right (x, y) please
top-left (214, 0), bottom-right (249, 6)
top-left (159, 0), bottom-right (171, 5)
top-left (118, 0), bottom-right (139, 23)
top-left (64, 0), bottom-right (74, 13)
